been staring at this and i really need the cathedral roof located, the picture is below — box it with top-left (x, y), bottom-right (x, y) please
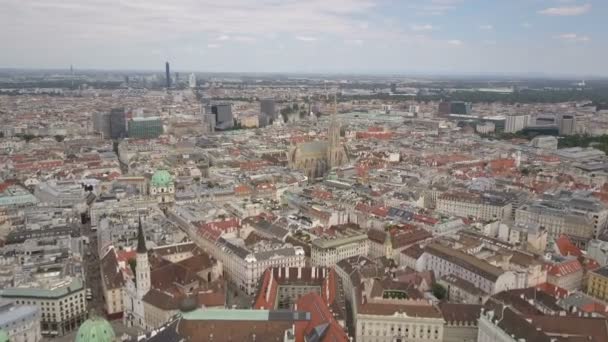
top-left (296, 141), bottom-right (328, 157)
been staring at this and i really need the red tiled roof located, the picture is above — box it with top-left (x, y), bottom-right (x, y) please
top-left (295, 293), bottom-right (349, 342)
top-left (555, 235), bottom-right (582, 258)
top-left (547, 259), bottom-right (582, 277)
top-left (534, 282), bottom-right (569, 299)
top-left (253, 269), bottom-right (279, 310)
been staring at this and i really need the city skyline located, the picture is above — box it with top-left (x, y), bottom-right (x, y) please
top-left (0, 0), bottom-right (605, 76)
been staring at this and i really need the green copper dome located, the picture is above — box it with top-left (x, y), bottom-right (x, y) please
top-left (75, 316), bottom-right (115, 342)
top-left (151, 170), bottom-right (173, 188)
top-left (0, 329), bottom-right (8, 342)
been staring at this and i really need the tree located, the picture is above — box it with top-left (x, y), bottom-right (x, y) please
top-left (432, 283), bottom-right (447, 300)
top-left (54, 135), bottom-right (65, 142)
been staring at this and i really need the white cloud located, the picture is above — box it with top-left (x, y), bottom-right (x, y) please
top-left (296, 36), bottom-right (318, 42)
top-left (216, 35), bottom-right (231, 41)
top-left (479, 24), bottom-right (493, 30)
top-left (448, 39), bottom-right (463, 46)
top-left (410, 0), bottom-right (464, 16)
top-left (539, 3), bottom-right (591, 16)
top-left (555, 33), bottom-right (591, 42)
top-left (522, 22), bottom-right (532, 29)
top-left (411, 24), bottom-right (437, 31)
top-left (345, 39), bottom-right (364, 45)
top-left (207, 43), bottom-right (220, 48)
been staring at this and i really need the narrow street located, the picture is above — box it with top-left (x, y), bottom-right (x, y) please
top-left (81, 221), bottom-right (105, 316)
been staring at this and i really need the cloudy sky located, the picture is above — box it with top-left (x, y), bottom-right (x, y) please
top-left (0, 0), bottom-right (604, 75)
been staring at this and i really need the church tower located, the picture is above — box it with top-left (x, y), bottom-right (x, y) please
top-left (135, 217), bottom-right (150, 298)
top-left (327, 94), bottom-right (344, 168)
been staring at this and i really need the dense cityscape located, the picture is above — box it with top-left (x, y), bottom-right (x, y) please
top-left (2, 0), bottom-right (608, 341)
top-left (1, 66), bottom-right (608, 342)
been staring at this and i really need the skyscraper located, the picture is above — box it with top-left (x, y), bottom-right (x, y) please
top-left (189, 73), bottom-right (197, 88)
top-left (109, 108), bottom-right (127, 139)
top-left (92, 112), bottom-right (111, 139)
top-left (165, 62), bottom-right (171, 88)
top-left (260, 98), bottom-right (276, 126)
top-left (209, 103), bottom-right (233, 130)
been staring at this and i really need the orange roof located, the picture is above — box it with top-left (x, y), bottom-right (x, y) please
top-left (555, 235), bottom-right (582, 258)
top-left (548, 259), bottom-right (582, 277)
top-left (253, 269), bottom-right (278, 310)
top-left (117, 250), bottom-right (137, 264)
top-left (535, 282), bottom-right (569, 298)
top-left (295, 293), bottom-right (349, 342)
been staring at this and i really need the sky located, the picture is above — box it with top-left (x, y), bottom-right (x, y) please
top-left (0, 0), bottom-right (605, 76)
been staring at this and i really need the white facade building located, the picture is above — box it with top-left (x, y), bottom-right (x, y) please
top-left (1, 277), bottom-right (86, 337)
top-left (423, 243), bottom-right (525, 294)
top-left (311, 233), bottom-right (369, 267)
top-left (356, 303), bottom-right (444, 342)
top-left (504, 114), bottom-right (530, 133)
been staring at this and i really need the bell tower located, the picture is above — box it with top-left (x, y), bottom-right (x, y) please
top-left (135, 217), bottom-right (150, 298)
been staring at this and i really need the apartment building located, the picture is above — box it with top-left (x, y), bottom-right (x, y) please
top-left (586, 266), bottom-right (608, 301)
top-left (311, 231), bottom-right (369, 267)
top-left (436, 191), bottom-right (512, 221)
top-left (515, 190), bottom-right (608, 247)
top-left (422, 243), bottom-right (524, 294)
top-left (1, 277), bottom-right (86, 337)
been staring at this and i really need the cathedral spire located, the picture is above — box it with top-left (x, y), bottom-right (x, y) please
top-left (136, 216), bottom-right (147, 254)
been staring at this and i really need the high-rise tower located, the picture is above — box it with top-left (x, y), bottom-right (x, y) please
top-left (165, 62), bottom-right (171, 89)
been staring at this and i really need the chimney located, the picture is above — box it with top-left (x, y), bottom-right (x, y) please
top-left (279, 267), bottom-right (282, 278)
top-left (285, 267), bottom-right (289, 279)
top-left (298, 267), bottom-right (302, 279)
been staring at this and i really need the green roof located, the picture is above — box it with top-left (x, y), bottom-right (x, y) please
top-left (76, 317), bottom-right (115, 342)
top-left (0, 329), bottom-right (8, 342)
top-left (151, 170), bottom-right (173, 188)
top-left (182, 309), bottom-right (270, 321)
top-left (1, 278), bottom-right (83, 299)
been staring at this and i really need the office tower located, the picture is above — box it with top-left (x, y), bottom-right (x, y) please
top-left (260, 98), bottom-right (276, 126)
top-left (165, 62), bottom-right (171, 88)
top-left (438, 101), bottom-right (451, 116)
top-left (505, 114), bottom-right (531, 133)
top-left (559, 114), bottom-right (575, 136)
top-left (109, 108), bottom-right (127, 139)
top-left (450, 101), bottom-right (472, 115)
top-left (210, 103), bottom-right (233, 130)
top-left (175, 72), bottom-right (179, 84)
top-left (390, 83), bottom-right (397, 93)
top-left (189, 73), bottom-right (197, 88)
top-left (128, 117), bottom-right (163, 139)
top-left (535, 114), bottom-right (557, 126)
top-left (92, 112), bottom-right (111, 139)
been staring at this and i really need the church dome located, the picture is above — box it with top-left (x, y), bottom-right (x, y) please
top-left (151, 170), bottom-right (173, 188)
top-left (179, 296), bottom-right (198, 313)
top-left (0, 329), bottom-right (8, 342)
top-left (75, 316), bottom-right (116, 342)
